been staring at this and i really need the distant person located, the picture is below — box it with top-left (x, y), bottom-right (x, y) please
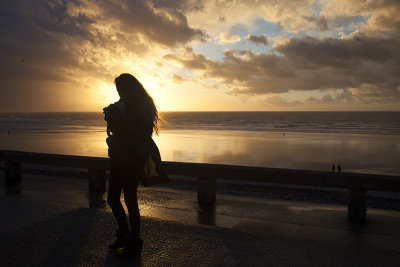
top-left (104, 73), bottom-right (168, 258)
top-left (338, 164), bottom-right (342, 173)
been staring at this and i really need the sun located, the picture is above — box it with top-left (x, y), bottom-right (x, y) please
top-left (96, 81), bottom-right (120, 106)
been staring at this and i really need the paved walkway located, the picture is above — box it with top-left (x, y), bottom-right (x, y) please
top-left (1, 170), bottom-right (400, 266)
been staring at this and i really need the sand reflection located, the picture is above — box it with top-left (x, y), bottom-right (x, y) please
top-left (154, 130), bottom-right (400, 175)
top-left (0, 131), bottom-right (108, 157)
top-left (1, 129), bottom-right (399, 175)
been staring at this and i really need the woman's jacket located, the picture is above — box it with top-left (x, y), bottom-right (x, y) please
top-left (103, 100), bottom-right (169, 186)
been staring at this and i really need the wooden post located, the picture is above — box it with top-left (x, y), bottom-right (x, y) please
top-left (88, 169), bottom-right (106, 193)
top-left (4, 160), bottom-right (21, 184)
top-left (348, 188), bottom-right (367, 222)
top-left (197, 177), bottom-right (216, 206)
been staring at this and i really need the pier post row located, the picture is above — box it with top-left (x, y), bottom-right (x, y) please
top-left (197, 177), bottom-right (216, 206)
top-left (1, 150), bottom-right (400, 223)
top-left (4, 160), bottom-right (21, 184)
top-left (347, 188), bottom-right (367, 222)
top-left (88, 168), bottom-right (107, 193)
top-left (0, 150), bottom-right (108, 194)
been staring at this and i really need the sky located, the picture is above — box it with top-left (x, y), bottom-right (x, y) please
top-left (0, 0), bottom-right (399, 112)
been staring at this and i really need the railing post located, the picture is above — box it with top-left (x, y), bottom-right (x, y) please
top-left (197, 177), bottom-right (216, 206)
top-left (4, 160), bottom-right (21, 184)
top-left (88, 168), bottom-right (106, 193)
top-left (348, 187), bottom-right (367, 222)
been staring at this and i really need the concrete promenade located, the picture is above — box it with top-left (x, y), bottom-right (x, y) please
top-left (1, 167), bottom-right (400, 266)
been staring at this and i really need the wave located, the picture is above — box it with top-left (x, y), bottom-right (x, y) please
top-left (1, 111), bottom-right (400, 135)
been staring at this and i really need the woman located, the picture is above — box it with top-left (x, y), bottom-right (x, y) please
top-left (104, 73), bottom-right (162, 258)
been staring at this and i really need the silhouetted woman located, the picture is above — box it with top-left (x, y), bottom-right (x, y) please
top-left (103, 73), bottom-right (161, 257)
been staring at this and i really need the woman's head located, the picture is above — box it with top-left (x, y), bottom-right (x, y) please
top-left (114, 73), bottom-right (161, 135)
top-left (115, 73), bottom-right (144, 101)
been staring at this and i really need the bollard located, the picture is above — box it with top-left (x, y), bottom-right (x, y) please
top-left (347, 188), bottom-right (367, 222)
top-left (4, 160), bottom-right (21, 184)
top-left (197, 177), bottom-right (216, 206)
top-left (88, 168), bottom-right (107, 193)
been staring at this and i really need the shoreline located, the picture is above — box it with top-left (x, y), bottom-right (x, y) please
top-left (1, 128), bottom-right (400, 178)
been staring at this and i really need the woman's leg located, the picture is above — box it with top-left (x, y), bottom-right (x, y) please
top-left (123, 159), bottom-right (145, 240)
top-left (123, 176), bottom-right (140, 239)
top-left (107, 164), bottom-right (129, 236)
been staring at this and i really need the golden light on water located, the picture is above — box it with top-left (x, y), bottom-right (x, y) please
top-left (0, 130), bottom-right (108, 157)
top-left (1, 123), bottom-right (399, 175)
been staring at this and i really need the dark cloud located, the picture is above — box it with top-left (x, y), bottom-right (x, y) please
top-left (152, 0), bottom-right (205, 12)
top-left (352, 0), bottom-right (400, 33)
top-left (245, 34), bottom-right (268, 45)
top-left (276, 35), bottom-right (399, 65)
top-left (303, 16), bottom-right (328, 31)
top-left (165, 35), bottom-right (400, 102)
top-left (306, 90), bottom-right (354, 105)
top-left (0, 0), bottom-right (206, 65)
top-left (0, 0), bottom-right (95, 92)
top-left (98, 0), bottom-right (207, 47)
top-left (259, 95), bottom-right (301, 106)
top-left (164, 47), bottom-right (209, 70)
top-left (0, 0), bottom-right (207, 111)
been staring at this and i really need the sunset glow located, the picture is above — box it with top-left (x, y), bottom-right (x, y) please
top-left (1, 0), bottom-right (399, 111)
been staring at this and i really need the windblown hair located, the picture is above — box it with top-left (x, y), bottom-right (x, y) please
top-left (115, 73), bottom-right (161, 135)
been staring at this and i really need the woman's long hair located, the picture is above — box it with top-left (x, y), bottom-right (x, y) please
top-left (115, 73), bottom-right (161, 135)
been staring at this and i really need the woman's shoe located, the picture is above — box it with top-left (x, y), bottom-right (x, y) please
top-left (108, 235), bottom-right (130, 249)
top-left (118, 237), bottom-right (143, 258)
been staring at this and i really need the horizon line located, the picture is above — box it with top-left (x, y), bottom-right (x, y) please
top-left (1, 110), bottom-right (400, 113)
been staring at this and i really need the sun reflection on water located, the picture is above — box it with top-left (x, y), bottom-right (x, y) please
top-left (0, 129), bottom-right (399, 175)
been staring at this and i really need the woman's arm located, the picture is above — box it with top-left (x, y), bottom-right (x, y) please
top-left (103, 104), bottom-right (125, 135)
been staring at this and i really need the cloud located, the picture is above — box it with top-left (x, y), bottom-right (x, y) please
top-left (183, 0), bottom-right (266, 35)
top-left (306, 90), bottom-right (354, 105)
top-left (97, 0), bottom-right (207, 47)
top-left (172, 73), bottom-right (187, 84)
top-left (303, 16), bottom-right (329, 31)
top-left (261, 95), bottom-right (301, 106)
top-left (218, 32), bottom-right (241, 44)
top-left (275, 35), bottom-right (399, 67)
top-left (165, 33), bottom-right (400, 103)
top-left (0, 0), bottom-right (208, 111)
top-left (0, 0), bottom-right (208, 67)
top-left (152, 0), bottom-right (205, 12)
top-left (185, 0), bottom-right (400, 39)
top-left (245, 34), bottom-right (268, 45)
top-left (1, 0), bottom-right (400, 111)
top-left (262, 0), bottom-right (324, 33)
top-left (324, 0), bottom-right (400, 36)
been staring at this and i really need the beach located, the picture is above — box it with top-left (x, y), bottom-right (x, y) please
top-left (2, 1), bottom-right (400, 264)
top-left (1, 128), bottom-right (399, 176)
top-left (0, 111), bottom-right (399, 175)
top-left (1, 111), bottom-right (400, 265)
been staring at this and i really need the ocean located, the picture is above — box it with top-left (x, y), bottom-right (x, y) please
top-left (0, 112), bottom-right (399, 175)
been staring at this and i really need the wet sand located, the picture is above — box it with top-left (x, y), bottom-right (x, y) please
top-left (1, 129), bottom-right (399, 175)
